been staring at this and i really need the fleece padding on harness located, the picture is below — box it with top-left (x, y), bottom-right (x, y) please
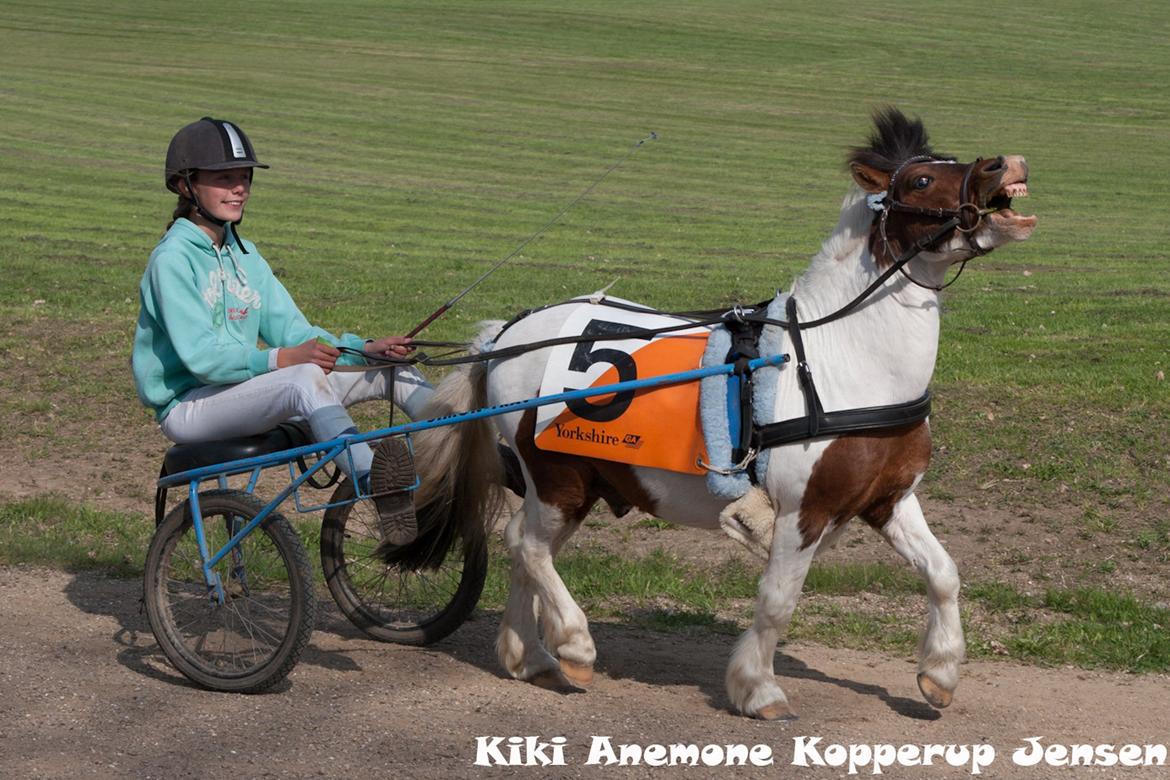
top-left (698, 295), bottom-right (789, 499)
top-left (699, 326), bottom-right (747, 498)
top-left (752, 294), bottom-right (789, 484)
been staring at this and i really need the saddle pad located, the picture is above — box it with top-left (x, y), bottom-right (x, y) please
top-left (534, 298), bottom-right (711, 474)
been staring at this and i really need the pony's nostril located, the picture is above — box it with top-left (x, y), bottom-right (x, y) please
top-left (985, 156), bottom-right (1005, 171)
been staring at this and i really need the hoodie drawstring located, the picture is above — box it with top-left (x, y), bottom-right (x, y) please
top-left (224, 243), bottom-right (249, 288)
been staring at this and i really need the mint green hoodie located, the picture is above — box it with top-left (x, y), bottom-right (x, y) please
top-left (132, 218), bottom-right (368, 421)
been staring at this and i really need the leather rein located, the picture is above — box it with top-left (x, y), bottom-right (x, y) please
top-left (339, 157), bottom-right (994, 372)
top-left (329, 160), bottom-right (1005, 462)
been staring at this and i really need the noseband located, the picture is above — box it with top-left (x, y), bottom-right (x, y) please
top-left (867, 155), bottom-right (997, 290)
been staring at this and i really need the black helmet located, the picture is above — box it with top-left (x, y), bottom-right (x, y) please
top-left (165, 117), bottom-right (269, 193)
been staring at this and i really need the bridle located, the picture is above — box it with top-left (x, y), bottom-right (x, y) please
top-left (867, 155), bottom-right (1000, 291)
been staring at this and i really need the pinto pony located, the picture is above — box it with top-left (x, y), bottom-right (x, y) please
top-left (406, 108), bottom-right (1036, 718)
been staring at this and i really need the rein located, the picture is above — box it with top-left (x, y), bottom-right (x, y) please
top-left (342, 157), bottom-right (995, 372)
top-left (333, 176), bottom-right (986, 462)
top-left (337, 208), bottom-right (967, 374)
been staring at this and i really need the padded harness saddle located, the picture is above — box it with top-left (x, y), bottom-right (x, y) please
top-left (709, 295), bottom-right (932, 492)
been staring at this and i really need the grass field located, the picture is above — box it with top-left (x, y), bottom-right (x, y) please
top-left (1, 1), bottom-right (1168, 670)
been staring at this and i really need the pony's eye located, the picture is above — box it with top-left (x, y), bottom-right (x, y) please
top-left (914, 176), bottom-right (932, 190)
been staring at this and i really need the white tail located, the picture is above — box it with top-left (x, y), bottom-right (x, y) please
top-left (377, 322), bottom-right (505, 567)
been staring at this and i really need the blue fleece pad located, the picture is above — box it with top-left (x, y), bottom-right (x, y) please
top-left (698, 295), bottom-right (788, 498)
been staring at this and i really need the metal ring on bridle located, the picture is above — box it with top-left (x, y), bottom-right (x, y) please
top-left (955, 202), bottom-right (986, 233)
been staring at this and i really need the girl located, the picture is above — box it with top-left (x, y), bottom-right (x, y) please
top-left (132, 116), bottom-right (428, 543)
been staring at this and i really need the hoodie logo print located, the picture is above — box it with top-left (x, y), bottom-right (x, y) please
top-left (201, 268), bottom-right (263, 312)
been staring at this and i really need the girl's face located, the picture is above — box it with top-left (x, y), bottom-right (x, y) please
top-left (186, 168), bottom-right (252, 224)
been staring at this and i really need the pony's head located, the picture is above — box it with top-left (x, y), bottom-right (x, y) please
top-left (847, 107), bottom-right (1036, 271)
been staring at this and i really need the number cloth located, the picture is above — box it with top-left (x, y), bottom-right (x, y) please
top-left (534, 300), bottom-right (711, 474)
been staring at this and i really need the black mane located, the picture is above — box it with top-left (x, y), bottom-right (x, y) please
top-left (847, 107), bottom-right (949, 172)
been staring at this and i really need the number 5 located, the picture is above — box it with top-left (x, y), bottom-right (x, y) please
top-left (564, 319), bottom-right (645, 423)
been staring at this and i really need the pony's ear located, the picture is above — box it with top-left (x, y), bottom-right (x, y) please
top-left (850, 163), bottom-right (889, 194)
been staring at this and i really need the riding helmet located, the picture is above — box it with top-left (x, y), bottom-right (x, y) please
top-left (164, 117), bottom-right (269, 193)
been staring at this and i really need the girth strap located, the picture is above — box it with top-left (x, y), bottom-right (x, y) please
top-left (752, 391), bottom-right (932, 450)
top-left (726, 314), bottom-right (763, 466)
top-left (784, 296), bottom-right (823, 440)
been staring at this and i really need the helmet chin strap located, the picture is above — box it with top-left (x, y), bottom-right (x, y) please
top-left (181, 171), bottom-right (250, 253)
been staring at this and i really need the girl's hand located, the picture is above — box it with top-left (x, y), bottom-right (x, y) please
top-left (366, 335), bottom-right (414, 357)
top-left (278, 338), bottom-right (340, 373)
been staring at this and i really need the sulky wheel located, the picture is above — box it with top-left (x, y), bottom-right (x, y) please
top-left (143, 489), bottom-right (316, 692)
top-left (320, 478), bottom-right (487, 645)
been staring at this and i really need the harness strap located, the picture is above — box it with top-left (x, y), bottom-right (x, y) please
top-left (785, 296), bottom-right (823, 440)
top-left (725, 315), bottom-right (762, 467)
top-left (752, 391), bottom-right (932, 450)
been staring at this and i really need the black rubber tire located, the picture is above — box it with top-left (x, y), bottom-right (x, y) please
top-left (143, 489), bottom-right (316, 692)
top-left (320, 478), bottom-right (487, 645)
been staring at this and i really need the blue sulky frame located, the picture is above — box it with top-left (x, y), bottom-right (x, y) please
top-left (159, 353), bottom-right (789, 603)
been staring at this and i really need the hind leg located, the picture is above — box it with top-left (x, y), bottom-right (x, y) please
top-left (496, 496), bottom-right (596, 689)
top-left (539, 504), bottom-right (597, 686)
top-left (496, 499), bottom-right (561, 685)
top-left (526, 496), bottom-right (597, 686)
top-left (876, 493), bottom-right (964, 708)
top-left (726, 510), bottom-right (816, 720)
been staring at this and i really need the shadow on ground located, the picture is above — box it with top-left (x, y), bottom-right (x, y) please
top-left (60, 571), bottom-right (937, 720)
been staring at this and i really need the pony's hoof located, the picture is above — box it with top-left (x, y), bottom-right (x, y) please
top-left (530, 668), bottom-right (585, 694)
top-left (754, 702), bottom-right (798, 721)
top-left (917, 672), bottom-right (954, 709)
top-left (559, 659), bottom-right (594, 687)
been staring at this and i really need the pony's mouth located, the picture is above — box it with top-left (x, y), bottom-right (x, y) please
top-left (985, 180), bottom-right (1028, 215)
top-left (984, 178), bottom-right (1036, 231)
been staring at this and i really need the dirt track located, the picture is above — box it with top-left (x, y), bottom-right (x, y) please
top-left (2, 565), bottom-right (1168, 779)
top-left (2, 396), bottom-right (1168, 778)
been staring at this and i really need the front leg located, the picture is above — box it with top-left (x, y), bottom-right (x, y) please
top-left (726, 510), bottom-right (816, 720)
top-left (876, 493), bottom-right (964, 708)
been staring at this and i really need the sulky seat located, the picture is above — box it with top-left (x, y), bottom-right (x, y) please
top-left (154, 421), bottom-right (316, 524)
